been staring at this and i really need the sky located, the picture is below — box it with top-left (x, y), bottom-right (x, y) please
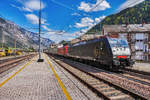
top-left (0, 0), bottom-right (145, 43)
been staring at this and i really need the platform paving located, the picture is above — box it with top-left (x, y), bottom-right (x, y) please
top-left (0, 53), bottom-right (100, 100)
top-left (48, 56), bottom-right (100, 100)
top-left (133, 62), bottom-right (150, 72)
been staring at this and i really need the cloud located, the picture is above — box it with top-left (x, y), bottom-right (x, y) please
top-left (24, 0), bottom-right (45, 11)
top-left (42, 25), bottom-right (51, 32)
top-left (78, 2), bottom-right (91, 12)
top-left (73, 28), bottom-right (89, 36)
top-left (71, 12), bottom-right (81, 16)
top-left (75, 17), bottom-right (94, 28)
top-left (95, 15), bottom-right (106, 23)
top-left (118, 0), bottom-right (145, 11)
top-left (12, 0), bottom-right (45, 12)
top-left (11, 4), bottom-right (22, 10)
top-left (78, 0), bottom-right (110, 12)
top-left (43, 31), bottom-right (76, 43)
top-left (25, 14), bottom-right (46, 24)
top-left (25, 14), bottom-right (39, 24)
top-left (75, 16), bottom-right (106, 28)
top-left (22, 7), bottom-right (33, 12)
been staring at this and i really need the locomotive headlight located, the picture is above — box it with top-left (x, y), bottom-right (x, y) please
top-left (113, 56), bottom-right (116, 58)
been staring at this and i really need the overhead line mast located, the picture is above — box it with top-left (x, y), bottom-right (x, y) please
top-left (37, 0), bottom-right (44, 62)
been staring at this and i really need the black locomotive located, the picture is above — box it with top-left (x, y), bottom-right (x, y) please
top-left (68, 36), bottom-right (134, 70)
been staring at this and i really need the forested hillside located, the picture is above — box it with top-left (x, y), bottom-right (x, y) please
top-left (86, 0), bottom-right (150, 34)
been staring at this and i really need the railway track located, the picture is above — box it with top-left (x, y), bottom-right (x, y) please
top-left (0, 54), bottom-right (36, 74)
top-left (48, 55), bottom-right (147, 100)
top-left (122, 68), bottom-right (150, 80)
top-left (119, 68), bottom-right (150, 87)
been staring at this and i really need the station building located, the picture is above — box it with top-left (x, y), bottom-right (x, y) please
top-left (102, 24), bottom-right (150, 61)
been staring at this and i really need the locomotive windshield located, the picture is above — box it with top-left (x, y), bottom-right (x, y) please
top-left (108, 38), bottom-right (128, 48)
top-left (108, 37), bottom-right (131, 56)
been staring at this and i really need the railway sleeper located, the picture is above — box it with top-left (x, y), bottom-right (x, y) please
top-left (103, 90), bottom-right (121, 95)
top-left (52, 56), bottom-right (144, 100)
top-left (99, 85), bottom-right (110, 89)
top-left (87, 81), bottom-right (103, 85)
top-left (100, 88), bottom-right (116, 93)
top-left (110, 94), bottom-right (132, 100)
top-left (106, 92), bottom-right (125, 98)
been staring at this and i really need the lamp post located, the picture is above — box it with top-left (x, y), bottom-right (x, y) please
top-left (37, 0), bottom-right (44, 62)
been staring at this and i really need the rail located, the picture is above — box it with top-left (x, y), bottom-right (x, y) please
top-left (48, 54), bottom-right (147, 100)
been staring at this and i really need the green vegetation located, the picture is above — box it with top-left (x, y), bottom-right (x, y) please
top-left (86, 0), bottom-right (150, 34)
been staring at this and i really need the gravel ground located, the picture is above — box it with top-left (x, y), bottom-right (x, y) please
top-left (48, 56), bottom-right (101, 100)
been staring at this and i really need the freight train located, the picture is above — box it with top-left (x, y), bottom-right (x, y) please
top-left (48, 36), bottom-right (134, 70)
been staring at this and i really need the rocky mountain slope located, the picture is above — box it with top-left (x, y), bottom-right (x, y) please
top-left (0, 17), bottom-right (53, 49)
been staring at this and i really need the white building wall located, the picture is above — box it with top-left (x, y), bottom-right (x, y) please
top-left (135, 33), bottom-right (145, 40)
top-left (135, 51), bottom-right (144, 60)
top-left (118, 33), bottom-right (148, 60)
top-left (135, 41), bottom-right (144, 50)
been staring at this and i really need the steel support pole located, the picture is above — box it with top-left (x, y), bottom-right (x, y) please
top-left (37, 0), bottom-right (44, 62)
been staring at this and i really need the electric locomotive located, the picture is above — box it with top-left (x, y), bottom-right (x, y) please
top-left (67, 36), bottom-right (134, 70)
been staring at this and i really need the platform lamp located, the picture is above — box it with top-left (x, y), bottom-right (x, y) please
top-left (37, 0), bottom-right (44, 62)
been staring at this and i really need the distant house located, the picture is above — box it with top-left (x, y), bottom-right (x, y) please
top-left (102, 24), bottom-right (150, 61)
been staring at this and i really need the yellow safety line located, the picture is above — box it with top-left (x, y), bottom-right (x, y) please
top-left (0, 58), bottom-right (33, 87)
top-left (45, 55), bottom-right (72, 100)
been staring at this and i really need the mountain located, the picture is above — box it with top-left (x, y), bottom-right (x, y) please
top-left (86, 0), bottom-right (150, 34)
top-left (0, 17), bottom-right (54, 49)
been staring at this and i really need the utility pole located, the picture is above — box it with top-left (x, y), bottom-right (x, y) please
top-left (13, 28), bottom-right (17, 56)
top-left (37, 0), bottom-right (44, 62)
top-left (1, 29), bottom-right (4, 49)
top-left (14, 39), bottom-right (16, 54)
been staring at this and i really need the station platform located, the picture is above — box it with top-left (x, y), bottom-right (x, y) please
top-left (0, 53), bottom-right (99, 100)
top-left (132, 62), bottom-right (150, 72)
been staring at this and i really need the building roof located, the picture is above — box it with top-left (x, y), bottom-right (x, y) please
top-left (70, 34), bottom-right (103, 44)
top-left (80, 34), bottom-right (103, 40)
top-left (103, 24), bottom-right (150, 33)
top-left (70, 38), bottom-right (80, 44)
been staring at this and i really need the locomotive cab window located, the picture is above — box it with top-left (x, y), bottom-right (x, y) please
top-left (108, 37), bottom-right (131, 57)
